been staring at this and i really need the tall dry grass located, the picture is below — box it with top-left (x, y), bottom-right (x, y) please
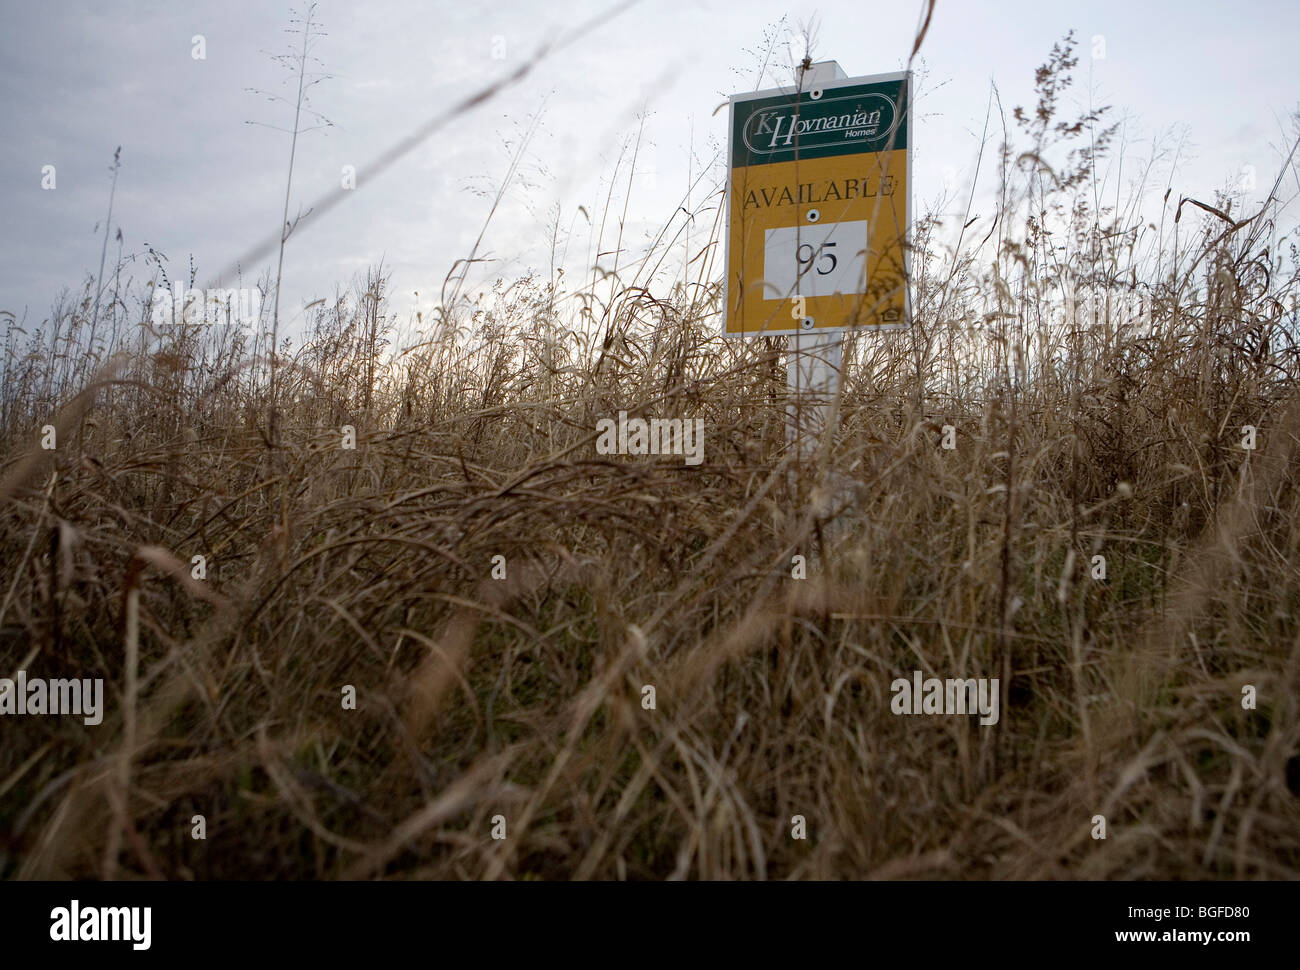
top-left (2, 31), bottom-right (1300, 880)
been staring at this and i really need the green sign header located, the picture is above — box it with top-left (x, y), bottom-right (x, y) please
top-left (730, 75), bottom-right (909, 168)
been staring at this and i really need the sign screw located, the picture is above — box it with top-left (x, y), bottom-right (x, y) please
top-left (801, 317), bottom-right (815, 330)
top-left (806, 209), bottom-right (820, 223)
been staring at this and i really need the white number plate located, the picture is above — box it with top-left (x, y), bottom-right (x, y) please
top-left (762, 220), bottom-right (868, 299)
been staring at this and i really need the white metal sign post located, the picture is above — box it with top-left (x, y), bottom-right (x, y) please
top-left (723, 60), bottom-right (912, 465)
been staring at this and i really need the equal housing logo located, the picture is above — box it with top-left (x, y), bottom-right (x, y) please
top-left (891, 670), bottom-right (999, 726)
top-left (50, 900), bottom-right (151, 950)
top-left (0, 671), bottom-right (103, 725)
top-left (595, 411), bottom-right (705, 466)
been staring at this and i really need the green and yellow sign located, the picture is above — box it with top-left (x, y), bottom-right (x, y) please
top-left (724, 71), bottom-right (912, 336)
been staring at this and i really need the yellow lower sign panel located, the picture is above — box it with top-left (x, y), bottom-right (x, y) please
top-left (724, 73), bottom-right (911, 336)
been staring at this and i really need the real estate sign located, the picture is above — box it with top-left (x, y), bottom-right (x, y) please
top-left (724, 70), bottom-right (912, 336)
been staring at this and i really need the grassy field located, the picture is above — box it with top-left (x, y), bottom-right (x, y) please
top-left (2, 30), bottom-right (1299, 880)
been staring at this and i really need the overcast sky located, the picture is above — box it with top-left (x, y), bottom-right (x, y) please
top-left (2, 0), bottom-right (1298, 339)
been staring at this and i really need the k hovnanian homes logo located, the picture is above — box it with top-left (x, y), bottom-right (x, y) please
top-left (731, 78), bottom-right (909, 169)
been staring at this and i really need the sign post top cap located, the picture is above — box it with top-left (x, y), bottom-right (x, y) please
top-left (799, 60), bottom-right (849, 84)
